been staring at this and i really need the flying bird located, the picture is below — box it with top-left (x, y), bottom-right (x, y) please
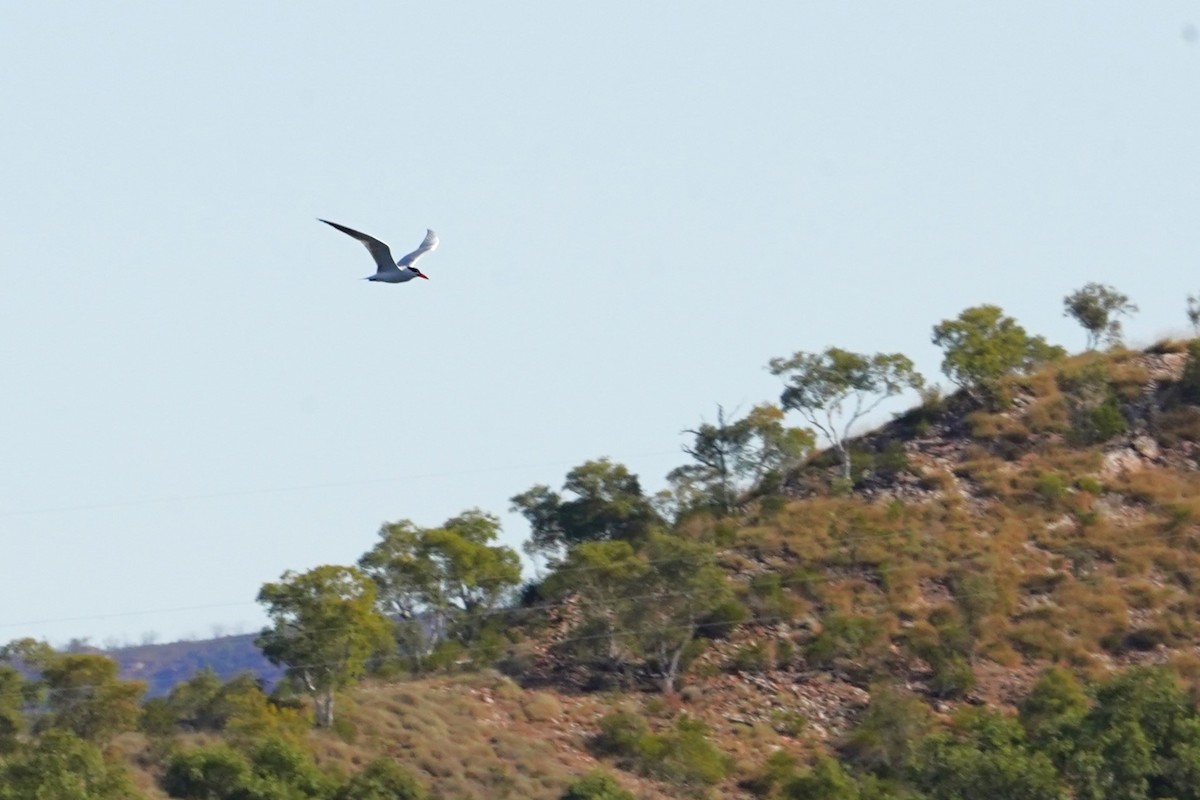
top-left (318, 219), bottom-right (439, 283)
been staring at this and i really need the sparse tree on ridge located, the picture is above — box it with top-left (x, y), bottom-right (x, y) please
top-left (1063, 282), bottom-right (1138, 350)
top-left (669, 403), bottom-right (814, 515)
top-left (1187, 292), bottom-right (1200, 335)
top-left (767, 347), bottom-right (924, 482)
top-left (932, 305), bottom-right (1065, 404)
top-left (256, 565), bottom-right (392, 727)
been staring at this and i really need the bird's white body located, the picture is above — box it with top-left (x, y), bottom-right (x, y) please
top-left (318, 219), bottom-right (439, 283)
top-left (368, 268), bottom-right (424, 284)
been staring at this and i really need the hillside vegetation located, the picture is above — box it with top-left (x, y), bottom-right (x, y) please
top-left (5, 289), bottom-right (1200, 799)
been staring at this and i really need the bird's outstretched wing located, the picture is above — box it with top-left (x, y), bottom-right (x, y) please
top-left (397, 229), bottom-right (439, 268)
top-left (318, 219), bottom-right (398, 274)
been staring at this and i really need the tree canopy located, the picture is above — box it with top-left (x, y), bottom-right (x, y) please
top-left (511, 459), bottom-right (662, 565)
top-left (931, 304), bottom-right (1065, 403)
top-left (358, 509), bottom-right (522, 666)
top-left (1063, 282), bottom-right (1138, 350)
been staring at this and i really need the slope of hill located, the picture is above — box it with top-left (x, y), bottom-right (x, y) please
top-left (9, 340), bottom-right (1200, 800)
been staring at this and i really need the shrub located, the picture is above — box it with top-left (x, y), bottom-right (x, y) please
top-left (336, 758), bottom-right (427, 800)
top-left (560, 771), bottom-right (635, 800)
top-left (731, 642), bottom-right (774, 673)
top-left (841, 685), bottom-right (933, 777)
top-left (521, 692), bottom-right (562, 722)
top-left (590, 712), bottom-right (729, 789)
top-left (769, 709), bottom-right (808, 737)
top-left (161, 745), bottom-right (256, 799)
top-left (747, 573), bottom-right (795, 621)
top-left (592, 711), bottom-right (651, 759)
top-left (782, 755), bottom-right (862, 800)
top-left (1033, 472), bottom-right (1068, 507)
top-left (805, 613), bottom-right (887, 674)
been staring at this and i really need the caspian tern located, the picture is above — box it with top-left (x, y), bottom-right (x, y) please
top-left (318, 219), bottom-right (439, 283)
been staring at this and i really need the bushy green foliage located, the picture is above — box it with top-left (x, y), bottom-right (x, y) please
top-left (357, 509), bottom-right (523, 669)
top-left (931, 304), bottom-right (1064, 403)
top-left (784, 755), bottom-right (863, 800)
top-left (37, 653), bottom-right (145, 743)
top-left (907, 709), bottom-right (1063, 800)
top-left (162, 735), bottom-right (333, 800)
top-left (805, 613), bottom-right (887, 675)
top-left (0, 729), bottom-right (137, 800)
top-left (511, 459), bottom-right (663, 563)
top-left (1057, 360), bottom-right (1128, 444)
top-left (335, 758), bottom-right (427, 800)
top-left (842, 685), bottom-right (933, 777)
top-left (1019, 667), bottom-right (1088, 744)
top-left (559, 771), bottom-right (636, 800)
top-left (591, 711), bottom-right (729, 789)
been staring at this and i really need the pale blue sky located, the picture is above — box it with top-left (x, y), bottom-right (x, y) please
top-left (1, 3), bottom-right (1197, 646)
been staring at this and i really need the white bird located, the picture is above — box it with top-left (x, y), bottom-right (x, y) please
top-left (318, 219), bottom-right (439, 283)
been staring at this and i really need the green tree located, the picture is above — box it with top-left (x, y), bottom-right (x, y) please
top-left (1063, 283), bottom-right (1137, 350)
top-left (0, 729), bottom-right (137, 800)
top-left (621, 533), bottom-right (732, 694)
top-left (1188, 292), bottom-right (1200, 335)
top-left (512, 459), bottom-right (662, 565)
top-left (336, 758), bottom-right (427, 800)
top-left (768, 348), bottom-right (924, 482)
top-left (669, 403), bottom-right (813, 514)
top-left (256, 565), bottom-right (392, 727)
top-left (357, 518), bottom-right (441, 667)
top-left (931, 305), bottom-right (1065, 404)
top-left (542, 540), bottom-right (647, 666)
top-left (358, 510), bottom-right (522, 663)
top-left (38, 653), bottom-right (144, 744)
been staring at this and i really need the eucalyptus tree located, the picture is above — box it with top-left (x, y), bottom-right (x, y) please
top-left (768, 347), bottom-right (923, 481)
top-left (256, 565), bottom-right (392, 727)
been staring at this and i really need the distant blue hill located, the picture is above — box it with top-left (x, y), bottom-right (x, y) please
top-left (106, 632), bottom-right (284, 697)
